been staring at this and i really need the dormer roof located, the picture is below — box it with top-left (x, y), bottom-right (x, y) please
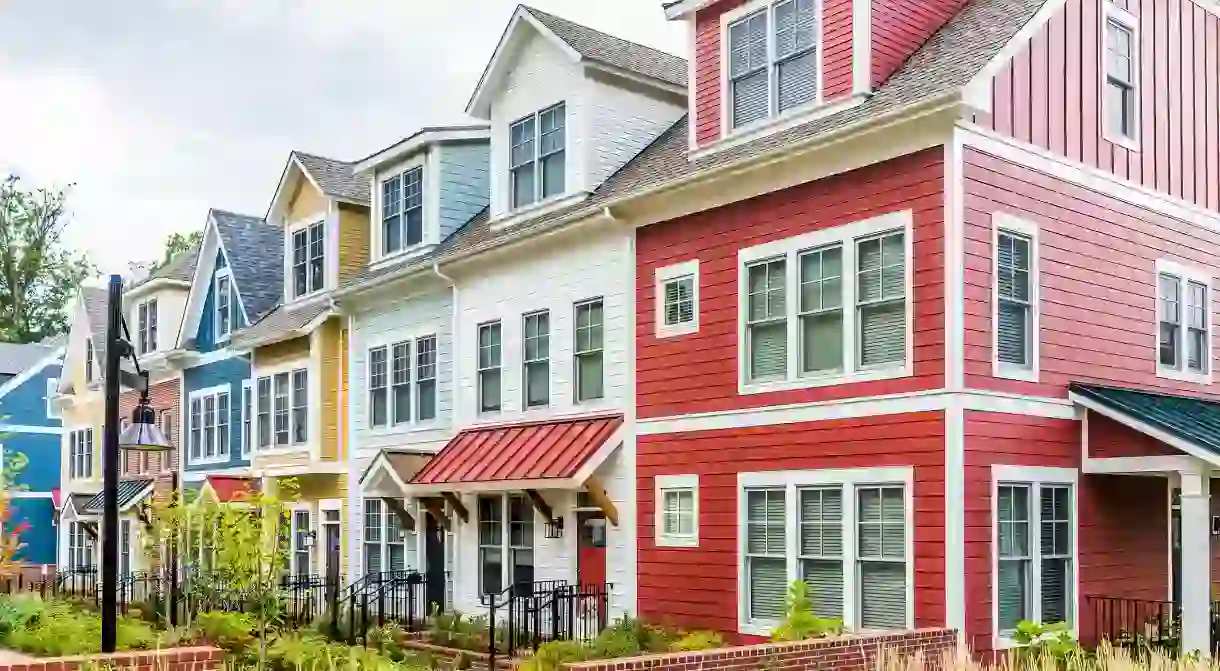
top-left (353, 125), bottom-right (491, 175)
top-left (125, 243), bottom-right (199, 300)
top-left (466, 5), bottom-right (687, 118)
top-left (266, 151), bottom-right (369, 222)
top-left (211, 209), bottom-right (283, 322)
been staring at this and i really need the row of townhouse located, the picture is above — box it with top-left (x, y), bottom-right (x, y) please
top-left (41, 0), bottom-right (1220, 655)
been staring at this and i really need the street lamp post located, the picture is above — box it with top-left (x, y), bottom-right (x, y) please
top-left (99, 274), bottom-right (173, 653)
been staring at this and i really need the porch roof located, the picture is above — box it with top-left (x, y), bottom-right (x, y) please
top-left (1069, 383), bottom-right (1220, 465)
top-left (81, 478), bottom-right (155, 515)
top-left (358, 450), bottom-right (434, 493)
top-left (408, 413), bottom-right (624, 493)
top-left (201, 475), bottom-right (258, 503)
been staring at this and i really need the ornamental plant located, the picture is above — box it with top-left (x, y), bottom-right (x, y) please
top-left (0, 448), bottom-right (31, 577)
top-left (770, 580), bottom-right (844, 642)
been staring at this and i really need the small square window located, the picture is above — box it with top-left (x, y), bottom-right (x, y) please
top-left (656, 260), bottom-right (700, 338)
top-left (655, 475), bottom-right (699, 548)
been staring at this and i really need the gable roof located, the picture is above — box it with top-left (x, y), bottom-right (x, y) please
top-left (342, 0), bottom-right (1044, 296)
top-left (0, 342), bottom-right (56, 377)
top-left (211, 209), bottom-right (284, 321)
top-left (228, 299), bottom-right (332, 351)
top-left (293, 152), bottom-right (370, 205)
top-left (467, 5), bottom-right (687, 117)
top-left (1069, 383), bottom-right (1220, 467)
top-left (127, 244), bottom-right (200, 298)
top-left (80, 286), bottom-right (110, 363)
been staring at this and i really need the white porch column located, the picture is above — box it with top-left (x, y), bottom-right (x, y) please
top-left (1180, 469), bottom-right (1211, 656)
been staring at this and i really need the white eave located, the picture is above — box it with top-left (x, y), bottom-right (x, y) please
top-left (124, 277), bottom-right (190, 300)
top-left (353, 126), bottom-right (491, 175)
top-left (663, 0), bottom-right (720, 19)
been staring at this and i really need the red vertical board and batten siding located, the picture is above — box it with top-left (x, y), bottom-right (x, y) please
top-left (637, 413), bottom-right (947, 636)
top-left (691, 0), bottom-right (858, 148)
top-left (976, 0), bottom-right (1220, 212)
top-left (870, 0), bottom-right (969, 87)
top-left (962, 413), bottom-right (1170, 652)
top-left (636, 149), bottom-right (946, 419)
top-left (961, 147), bottom-right (1220, 399)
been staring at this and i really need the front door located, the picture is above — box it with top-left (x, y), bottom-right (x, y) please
top-left (323, 510), bottom-right (342, 584)
top-left (1172, 489), bottom-right (1182, 609)
top-left (578, 512), bottom-right (608, 625)
top-left (425, 513), bottom-right (446, 613)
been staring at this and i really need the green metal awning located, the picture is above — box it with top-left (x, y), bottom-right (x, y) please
top-left (81, 478), bottom-right (155, 515)
top-left (1069, 383), bottom-right (1220, 465)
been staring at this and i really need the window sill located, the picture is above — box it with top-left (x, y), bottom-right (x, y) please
top-left (655, 534), bottom-right (698, 548)
top-left (740, 365), bottom-right (909, 396)
top-left (738, 619), bottom-right (778, 637)
top-left (364, 421), bottom-right (444, 437)
top-left (490, 192), bottom-right (589, 231)
top-left (656, 322), bottom-right (698, 339)
top-left (995, 363), bottom-right (1038, 383)
top-left (1157, 366), bottom-right (1211, 385)
top-left (254, 445), bottom-right (309, 456)
top-left (372, 244), bottom-right (435, 269)
top-left (1104, 132), bottom-right (1141, 153)
top-left (696, 94), bottom-right (867, 160)
top-left (188, 456), bottom-right (232, 467)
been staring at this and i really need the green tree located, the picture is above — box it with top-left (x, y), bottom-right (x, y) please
top-left (0, 175), bottom-right (97, 343)
top-left (154, 230), bottom-right (202, 271)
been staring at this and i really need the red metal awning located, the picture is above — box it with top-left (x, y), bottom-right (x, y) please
top-left (409, 413), bottom-right (624, 492)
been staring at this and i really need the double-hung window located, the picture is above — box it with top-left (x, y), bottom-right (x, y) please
top-left (510, 103), bottom-right (566, 209)
top-left (215, 271), bottom-right (233, 341)
top-left (1103, 4), bottom-right (1138, 144)
top-left (291, 370), bottom-right (308, 444)
top-left (369, 347), bottom-right (389, 428)
top-left (85, 338), bottom-right (94, 382)
top-left (291, 222), bottom-right (325, 298)
top-left (362, 499), bottom-right (416, 575)
top-left (241, 381), bottom-right (252, 458)
top-left (740, 468), bottom-right (911, 635)
top-left (741, 212), bottom-right (911, 390)
top-left (657, 260), bottom-right (700, 337)
top-left (994, 468), bottom-right (1076, 641)
top-left (574, 299), bottom-right (604, 402)
top-left (392, 342), bottom-right (411, 424)
top-left (478, 494), bottom-right (534, 596)
top-left (523, 311), bottom-right (550, 408)
top-left (727, 0), bottom-right (818, 131)
top-left (478, 322), bottom-right (502, 413)
top-left (291, 509), bottom-right (312, 577)
top-left (69, 522), bottom-right (95, 569)
top-left (257, 369), bottom-right (308, 448)
top-left (69, 428), bottom-right (94, 480)
top-left (478, 496), bottom-right (504, 595)
top-left (655, 474), bottom-right (699, 548)
top-left (189, 387), bottom-right (231, 463)
top-left (994, 215), bottom-right (1039, 379)
top-left (416, 336), bottom-right (437, 421)
top-left (256, 377), bottom-right (272, 450)
top-left (381, 166), bottom-right (424, 255)
top-left (370, 336), bottom-right (437, 428)
top-left (137, 299), bottom-right (158, 355)
top-left (1156, 261), bottom-right (1211, 382)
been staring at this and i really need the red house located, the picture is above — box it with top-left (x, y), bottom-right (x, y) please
top-left (620, 0), bottom-right (1220, 655)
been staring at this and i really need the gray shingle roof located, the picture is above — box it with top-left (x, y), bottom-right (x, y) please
top-left (211, 209), bottom-right (284, 321)
top-left (229, 300), bottom-right (332, 350)
top-left (341, 0), bottom-right (1042, 294)
top-left (0, 342), bottom-right (56, 376)
top-left (127, 243), bottom-right (199, 292)
top-left (294, 152), bottom-right (370, 205)
top-left (522, 6), bottom-right (687, 87)
top-left (80, 286), bottom-right (110, 363)
top-left (82, 478), bottom-right (155, 514)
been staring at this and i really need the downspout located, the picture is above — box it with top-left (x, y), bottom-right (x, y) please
top-left (431, 259), bottom-right (457, 581)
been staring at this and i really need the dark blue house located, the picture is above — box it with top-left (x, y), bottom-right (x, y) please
top-left (0, 341), bottom-right (64, 566)
top-left (172, 209), bottom-right (283, 487)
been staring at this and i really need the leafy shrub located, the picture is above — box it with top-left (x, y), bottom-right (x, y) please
top-left (770, 580), bottom-right (843, 642)
top-left (670, 630), bottom-right (724, 652)
top-left (1009, 620), bottom-right (1088, 668)
top-left (517, 640), bottom-right (593, 671)
top-left (426, 610), bottom-right (494, 652)
top-left (191, 611), bottom-right (256, 656)
top-left (590, 626), bottom-right (642, 658)
top-left (0, 593), bottom-right (46, 637)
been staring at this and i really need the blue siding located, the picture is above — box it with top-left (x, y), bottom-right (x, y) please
top-left (437, 141), bottom-right (490, 241)
top-left (0, 362), bottom-right (62, 428)
top-left (194, 249), bottom-right (247, 353)
top-left (5, 433), bottom-right (62, 491)
top-left (182, 355), bottom-right (250, 472)
top-left (10, 498), bottom-right (55, 565)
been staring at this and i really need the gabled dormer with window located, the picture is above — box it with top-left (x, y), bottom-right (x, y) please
top-left (465, 5), bottom-right (686, 227)
top-left (123, 247), bottom-right (196, 375)
top-left (665, 0), bottom-right (966, 153)
top-left (352, 126), bottom-right (491, 266)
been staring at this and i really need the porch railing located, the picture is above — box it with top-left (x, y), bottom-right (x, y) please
top-left (1084, 595), bottom-right (1181, 653)
top-left (486, 581), bottom-right (611, 669)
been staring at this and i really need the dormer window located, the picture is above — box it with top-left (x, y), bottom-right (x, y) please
top-left (381, 167), bottom-right (425, 255)
top-left (510, 103), bottom-right (566, 209)
top-left (215, 269), bottom-right (233, 341)
top-left (291, 221), bottom-right (325, 298)
top-left (85, 337), bottom-right (95, 382)
top-left (727, 0), bottom-right (818, 131)
top-left (137, 298), bottom-right (158, 355)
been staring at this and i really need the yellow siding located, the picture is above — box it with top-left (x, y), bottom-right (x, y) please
top-left (61, 392), bottom-right (104, 489)
top-left (319, 319), bottom-right (342, 461)
top-left (287, 178), bottom-right (325, 223)
top-left (253, 450), bottom-right (312, 471)
top-left (337, 205), bottom-right (370, 284)
top-left (254, 336), bottom-right (311, 368)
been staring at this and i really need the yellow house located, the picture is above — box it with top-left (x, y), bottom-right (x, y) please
top-left (229, 151), bottom-right (369, 582)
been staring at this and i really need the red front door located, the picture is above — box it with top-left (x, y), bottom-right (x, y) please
top-left (577, 514), bottom-right (607, 589)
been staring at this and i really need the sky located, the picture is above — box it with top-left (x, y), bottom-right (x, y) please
top-left (0, 0), bottom-right (686, 276)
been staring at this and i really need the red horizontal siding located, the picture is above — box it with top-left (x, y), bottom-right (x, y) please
top-left (823, 0), bottom-right (855, 98)
top-left (1086, 412), bottom-right (1179, 458)
top-left (870, 0), bottom-right (967, 87)
top-left (636, 149), bottom-right (946, 419)
top-left (961, 147), bottom-right (1220, 398)
top-left (977, 0), bottom-right (1220, 211)
top-left (637, 412), bottom-right (947, 636)
top-left (962, 412), bottom-right (1168, 652)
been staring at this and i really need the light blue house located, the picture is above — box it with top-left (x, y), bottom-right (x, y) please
top-left (0, 341), bottom-right (64, 566)
top-left (171, 209), bottom-right (282, 486)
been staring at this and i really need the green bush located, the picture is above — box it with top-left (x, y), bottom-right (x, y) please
top-left (267, 633), bottom-right (408, 671)
top-left (590, 626), bottom-right (642, 658)
top-left (770, 580), bottom-right (843, 642)
top-left (0, 594), bottom-right (160, 657)
top-left (0, 593), bottom-right (47, 637)
top-left (426, 610), bottom-right (494, 652)
top-left (517, 640), bottom-right (593, 671)
top-left (190, 611), bottom-right (257, 656)
top-left (669, 630), bottom-right (725, 652)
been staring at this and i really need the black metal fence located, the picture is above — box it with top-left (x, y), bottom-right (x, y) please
top-left (486, 581), bottom-right (611, 669)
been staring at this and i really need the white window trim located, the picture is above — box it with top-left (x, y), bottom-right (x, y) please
top-left (375, 154), bottom-right (433, 262)
top-left (477, 493), bottom-right (536, 596)
top-left (289, 503), bottom-right (315, 577)
top-left (254, 361), bottom-right (314, 455)
top-left (1101, 2), bottom-right (1141, 152)
top-left (187, 383), bottom-right (233, 466)
top-left (718, 0), bottom-right (825, 140)
top-left (214, 268), bottom-right (234, 343)
top-left (240, 380), bottom-right (252, 459)
top-left (1155, 259), bottom-right (1213, 385)
top-left (360, 497), bottom-right (419, 575)
top-left (508, 102), bottom-right (568, 213)
top-left (991, 213), bottom-right (1041, 383)
top-left (655, 474), bottom-right (700, 548)
top-left (477, 321), bottom-right (503, 416)
top-left (522, 310), bottom-right (551, 410)
top-left (655, 260), bottom-right (701, 338)
top-left (736, 466), bottom-right (914, 637)
top-left (737, 210), bottom-right (914, 395)
top-left (990, 465), bottom-right (1080, 650)
top-left (364, 330), bottom-right (441, 434)
top-left (136, 298), bottom-right (158, 355)
top-left (287, 218), bottom-right (327, 301)
top-left (68, 427), bottom-right (94, 481)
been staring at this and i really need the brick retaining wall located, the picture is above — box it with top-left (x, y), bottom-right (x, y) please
top-left (0, 646), bottom-right (223, 671)
top-left (562, 628), bottom-right (958, 671)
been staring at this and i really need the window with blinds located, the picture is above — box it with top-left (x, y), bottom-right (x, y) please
top-left (664, 277), bottom-right (696, 327)
top-left (856, 233), bottom-right (906, 368)
top-left (747, 259), bottom-right (788, 381)
top-left (799, 245), bottom-right (843, 375)
top-left (656, 260), bottom-right (700, 338)
top-left (727, 0), bottom-right (818, 130)
top-left (799, 487), bottom-right (843, 620)
top-left (745, 489), bottom-right (788, 621)
top-left (1159, 273), bottom-right (1182, 369)
top-left (1157, 263), bottom-right (1211, 381)
top-left (996, 230), bottom-right (1033, 369)
top-left (857, 486), bottom-right (906, 630)
top-left (656, 474), bottom-right (700, 547)
top-left (994, 480), bottom-right (1074, 639)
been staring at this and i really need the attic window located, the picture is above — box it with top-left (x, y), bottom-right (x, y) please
top-left (137, 299), bottom-right (158, 355)
top-left (510, 103), bottom-right (566, 210)
top-left (215, 270), bottom-right (233, 341)
top-left (727, 0), bottom-right (818, 131)
top-left (381, 166), bottom-right (425, 256)
top-left (291, 221), bottom-right (325, 298)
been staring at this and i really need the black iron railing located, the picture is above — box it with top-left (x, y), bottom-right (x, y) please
top-left (486, 582), bottom-right (611, 669)
top-left (1084, 595), bottom-right (1180, 653)
top-left (331, 570), bottom-right (432, 644)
